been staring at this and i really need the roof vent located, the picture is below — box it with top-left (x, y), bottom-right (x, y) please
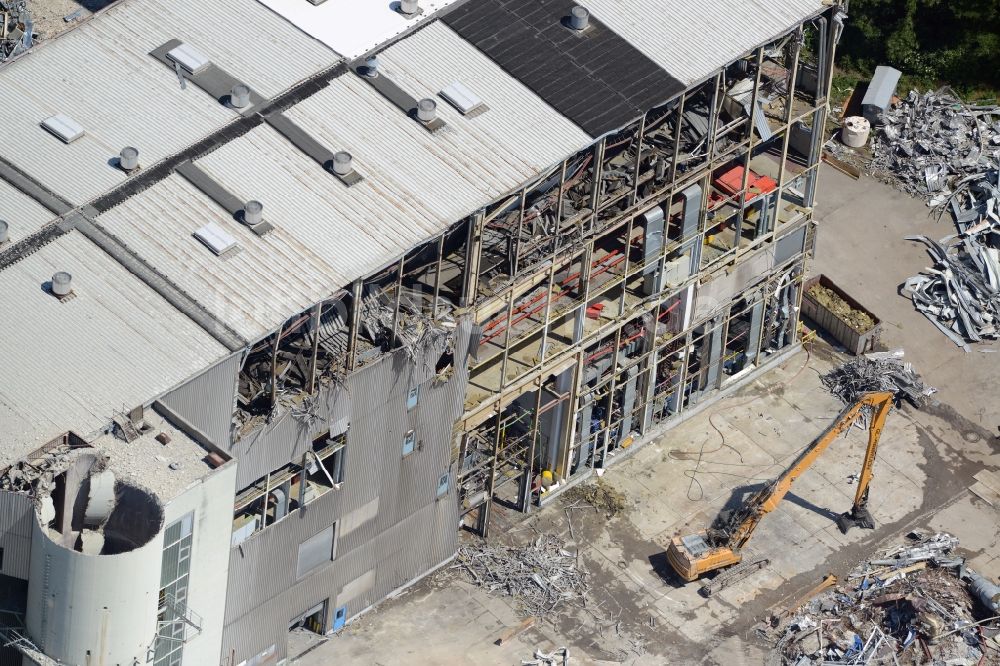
top-left (332, 152), bottom-right (353, 176)
top-left (416, 98), bottom-right (437, 123)
top-left (243, 200), bottom-right (264, 226)
top-left (41, 114), bottom-right (84, 144)
top-left (568, 6), bottom-right (589, 30)
top-left (194, 222), bottom-right (239, 257)
top-left (51, 271), bottom-right (73, 297)
top-left (398, 0), bottom-right (420, 16)
top-left (119, 146), bottom-right (140, 172)
top-left (166, 43), bottom-right (210, 74)
top-left (362, 57), bottom-right (379, 78)
top-left (230, 84), bottom-right (251, 109)
top-left (0, 220), bottom-right (9, 244)
top-left (439, 81), bottom-right (485, 116)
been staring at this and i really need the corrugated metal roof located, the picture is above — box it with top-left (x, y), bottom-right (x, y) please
top-left (577, 0), bottom-right (825, 85)
top-left (0, 179), bottom-right (55, 245)
top-left (253, 0), bottom-right (461, 60)
top-left (96, 174), bottom-right (345, 341)
top-left (0, 231), bottom-right (227, 466)
top-left (0, 0), bottom-right (339, 206)
top-left (442, 0), bottom-right (685, 137)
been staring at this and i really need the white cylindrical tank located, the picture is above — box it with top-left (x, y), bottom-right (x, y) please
top-left (25, 483), bottom-right (164, 666)
top-left (841, 116), bottom-right (871, 148)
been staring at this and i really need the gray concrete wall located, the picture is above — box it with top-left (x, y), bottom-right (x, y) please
top-left (220, 321), bottom-right (472, 665)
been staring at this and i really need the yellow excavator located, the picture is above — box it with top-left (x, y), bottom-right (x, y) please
top-left (666, 390), bottom-right (894, 582)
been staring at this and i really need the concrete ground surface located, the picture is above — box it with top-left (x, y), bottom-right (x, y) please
top-left (293, 166), bottom-right (1000, 665)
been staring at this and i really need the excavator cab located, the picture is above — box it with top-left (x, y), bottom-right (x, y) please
top-left (666, 532), bottom-right (741, 582)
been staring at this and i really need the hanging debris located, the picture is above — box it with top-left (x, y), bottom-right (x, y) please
top-left (454, 535), bottom-right (589, 617)
top-left (821, 350), bottom-right (934, 407)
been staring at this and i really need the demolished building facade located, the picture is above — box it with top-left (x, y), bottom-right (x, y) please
top-left (0, 0), bottom-right (842, 664)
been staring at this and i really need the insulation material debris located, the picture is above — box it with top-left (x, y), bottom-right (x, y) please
top-left (759, 533), bottom-right (999, 666)
top-left (807, 284), bottom-right (877, 333)
top-left (522, 647), bottom-right (569, 666)
top-left (821, 350), bottom-right (935, 408)
top-left (454, 535), bottom-right (589, 617)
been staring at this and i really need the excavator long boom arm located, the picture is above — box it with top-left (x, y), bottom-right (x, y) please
top-left (721, 391), bottom-right (894, 549)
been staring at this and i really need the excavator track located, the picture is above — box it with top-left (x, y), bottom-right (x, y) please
top-left (699, 556), bottom-right (770, 597)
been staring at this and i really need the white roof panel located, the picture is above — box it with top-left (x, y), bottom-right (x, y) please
top-left (96, 24), bottom-right (588, 339)
top-left (0, 181), bottom-right (55, 245)
top-left (0, 0), bottom-right (339, 205)
top-left (95, 175), bottom-right (345, 341)
top-left (253, 0), bottom-right (462, 59)
top-left (0, 231), bottom-right (227, 465)
top-left (578, 0), bottom-right (825, 85)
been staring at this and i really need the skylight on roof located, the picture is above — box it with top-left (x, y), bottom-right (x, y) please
top-left (166, 43), bottom-right (210, 74)
top-left (41, 114), bottom-right (85, 144)
top-left (194, 222), bottom-right (238, 256)
top-left (439, 81), bottom-right (484, 115)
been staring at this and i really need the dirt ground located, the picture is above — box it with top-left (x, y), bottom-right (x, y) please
top-left (290, 165), bottom-right (1000, 666)
top-left (25, 0), bottom-right (113, 42)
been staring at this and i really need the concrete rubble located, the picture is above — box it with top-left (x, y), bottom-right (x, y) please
top-left (864, 88), bottom-right (1000, 349)
top-left (454, 535), bottom-right (589, 617)
top-left (759, 533), bottom-right (1000, 666)
top-left (820, 350), bottom-right (935, 407)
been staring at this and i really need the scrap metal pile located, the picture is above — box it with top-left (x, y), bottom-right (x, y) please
top-left (454, 535), bottom-right (589, 617)
top-left (869, 88), bottom-right (1000, 349)
top-left (821, 350), bottom-right (934, 407)
top-left (1, 1), bottom-right (32, 63)
top-left (762, 533), bottom-right (1000, 666)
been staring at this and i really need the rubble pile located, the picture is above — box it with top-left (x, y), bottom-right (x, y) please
top-left (903, 232), bottom-right (1000, 350)
top-left (868, 88), bottom-right (1000, 349)
top-left (821, 350), bottom-right (934, 407)
top-left (762, 533), bottom-right (999, 666)
top-left (454, 535), bottom-right (590, 617)
top-left (1, 1), bottom-right (32, 64)
top-left (565, 479), bottom-right (627, 518)
top-left (870, 89), bottom-right (1000, 202)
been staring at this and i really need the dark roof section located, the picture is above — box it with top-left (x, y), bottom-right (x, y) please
top-left (443, 0), bottom-right (685, 137)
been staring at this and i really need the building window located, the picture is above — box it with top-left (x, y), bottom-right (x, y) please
top-left (231, 432), bottom-right (347, 545)
top-left (406, 386), bottom-right (420, 410)
top-left (296, 523), bottom-right (336, 580)
top-left (154, 513), bottom-right (194, 666)
top-left (402, 429), bottom-right (416, 456)
top-left (436, 472), bottom-right (449, 498)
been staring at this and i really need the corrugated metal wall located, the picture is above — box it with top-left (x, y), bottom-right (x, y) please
top-left (158, 351), bottom-right (242, 449)
top-left (221, 321), bottom-right (471, 664)
top-left (0, 491), bottom-right (34, 580)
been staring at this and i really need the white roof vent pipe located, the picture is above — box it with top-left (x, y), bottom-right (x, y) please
top-left (417, 98), bottom-right (437, 123)
top-left (569, 6), bottom-right (589, 30)
top-left (332, 152), bottom-right (353, 176)
top-left (0, 220), bottom-right (8, 244)
top-left (51, 272), bottom-right (73, 297)
top-left (231, 84), bottom-right (251, 109)
top-left (119, 147), bottom-right (139, 171)
top-left (243, 200), bottom-right (263, 226)
top-left (363, 57), bottom-right (379, 78)
top-left (399, 0), bottom-right (419, 16)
